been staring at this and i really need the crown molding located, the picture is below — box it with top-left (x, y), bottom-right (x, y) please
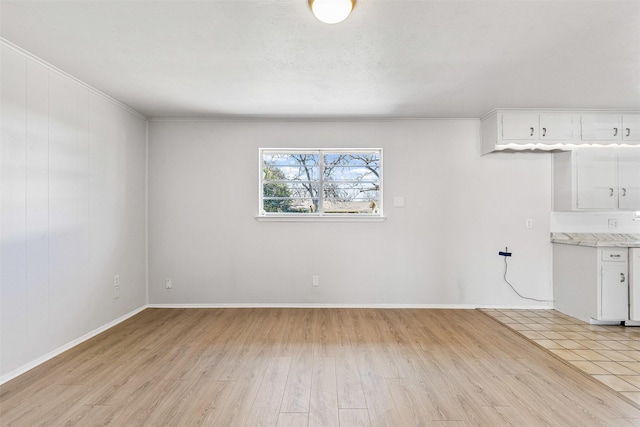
top-left (1, 37), bottom-right (146, 121)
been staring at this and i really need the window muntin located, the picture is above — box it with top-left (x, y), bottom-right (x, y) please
top-left (260, 149), bottom-right (382, 216)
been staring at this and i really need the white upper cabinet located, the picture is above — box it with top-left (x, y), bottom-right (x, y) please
top-left (482, 109), bottom-right (640, 154)
top-left (554, 148), bottom-right (640, 211)
top-left (540, 113), bottom-right (575, 141)
top-left (581, 113), bottom-right (640, 143)
top-left (619, 148), bottom-right (640, 209)
top-left (501, 113), bottom-right (574, 142)
top-left (574, 149), bottom-right (618, 209)
top-left (482, 109), bottom-right (577, 153)
top-left (581, 114), bottom-right (623, 142)
top-left (623, 114), bottom-right (640, 142)
top-left (501, 113), bottom-right (538, 140)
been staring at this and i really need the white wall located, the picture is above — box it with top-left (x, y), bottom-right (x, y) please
top-left (1, 43), bottom-right (147, 379)
top-left (551, 211), bottom-right (640, 233)
top-left (148, 119), bottom-right (553, 307)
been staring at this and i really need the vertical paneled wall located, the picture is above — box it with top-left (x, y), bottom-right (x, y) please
top-left (1, 44), bottom-right (147, 379)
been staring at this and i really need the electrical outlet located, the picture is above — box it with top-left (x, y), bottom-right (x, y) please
top-left (165, 279), bottom-right (172, 289)
top-left (526, 219), bottom-right (533, 229)
top-left (114, 285), bottom-right (120, 299)
top-left (114, 275), bottom-right (120, 286)
top-left (608, 219), bottom-right (618, 229)
top-left (312, 275), bottom-right (320, 287)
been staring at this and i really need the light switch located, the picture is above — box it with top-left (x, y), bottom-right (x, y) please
top-left (393, 196), bottom-right (405, 208)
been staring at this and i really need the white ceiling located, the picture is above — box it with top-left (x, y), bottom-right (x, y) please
top-left (1, 0), bottom-right (639, 119)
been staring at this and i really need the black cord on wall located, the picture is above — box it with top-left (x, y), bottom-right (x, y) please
top-left (501, 251), bottom-right (553, 303)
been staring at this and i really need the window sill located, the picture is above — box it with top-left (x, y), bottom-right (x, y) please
top-left (256, 215), bottom-right (387, 223)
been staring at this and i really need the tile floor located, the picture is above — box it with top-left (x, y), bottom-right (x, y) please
top-left (482, 308), bottom-right (640, 406)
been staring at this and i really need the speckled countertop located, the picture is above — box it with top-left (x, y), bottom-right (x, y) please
top-left (551, 233), bottom-right (640, 247)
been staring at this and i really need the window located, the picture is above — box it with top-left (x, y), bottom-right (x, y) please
top-left (259, 149), bottom-right (382, 218)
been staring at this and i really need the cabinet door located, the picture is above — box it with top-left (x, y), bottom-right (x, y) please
top-left (630, 249), bottom-right (640, 321)
top-left (501, 113), bottom-right (538, 140)
top-left (540, 113), bottom-right (574, 142)
top-left (619, 149), bottom-right (640, 209)
top-left (600, 264), bottom-right (628, 320)
top-left (576, 149), bottom-right (618, 209)
top-left (623, 114), bottom-right (640, 143)
top-left (581, 114), bottom-right (622, 142)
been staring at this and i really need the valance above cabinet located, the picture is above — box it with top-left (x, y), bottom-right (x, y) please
top-left (482, 109), bottom-right (640, 154)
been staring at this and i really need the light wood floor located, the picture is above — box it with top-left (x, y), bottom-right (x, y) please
top-left (2, 308), bottom-right (640, 426)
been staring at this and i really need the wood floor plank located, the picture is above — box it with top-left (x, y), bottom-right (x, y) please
top-left (386, 378), bottom-right (453, 424)
top-left (335, 350), bottom-right (366, 409)
top-left (244, 357), bottom-right (292, 427)
top-left (311, 310), bottom-right (338, 357)
top-left (279, 309), bottom-right (313, 357)
top-left (205, 379), bottom-right (263, 427)
top-left (114, 379), bottom-right (195, 427)
top-left (58, 404), bottom-right (119, 427)
top-left (356, 345), bottom-right (404, 426)
top-left (165, 377), bottom-right (232, 426)
top-left (3, 308), bottom-right (640, 426)
top-left (277, 412), bottom-right (309, 427)
top-left (81, 348), bottom-right (170, 406)
top-left (280, 353), bottom-right (312, 413)
top-left (308, 356), bottom-right (339, 427)
top-left (338, 408), bottom-right (371, 427)
top-left (0, 384), bottom-right (86, 427)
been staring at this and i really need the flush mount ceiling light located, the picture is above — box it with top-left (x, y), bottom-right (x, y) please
top-left (309, 0), bottom-right (355, 24)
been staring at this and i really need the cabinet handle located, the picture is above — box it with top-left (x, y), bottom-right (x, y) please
top-left (530, 127), bottom-right (534, 137)
top-left (610, 254), bottom-right (622, 258)
top-left (626, 128), bottom-right (631, 137)
top-left (542, 127), bottom-right (547, 137)
top-left (622, 188), bottom-right (627, 197)
top-left (621, 273), bottom-right (626, 283)
top-left (610, 187), bottom-right (615, 197)
top-left (613, 127), bottom-right (618, 136)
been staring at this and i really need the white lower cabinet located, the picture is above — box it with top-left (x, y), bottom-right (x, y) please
top-left (554, 245), bottom-right (628, 323)
top-left (600, 262), bottom-right (629, 320)
top-left (631, 249), bottom-right (640, 321)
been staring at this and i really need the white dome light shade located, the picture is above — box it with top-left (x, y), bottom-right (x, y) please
top-left (311, 0), bottom-right (354, 24)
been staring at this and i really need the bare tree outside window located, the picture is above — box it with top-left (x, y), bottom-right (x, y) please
top-left (260, 149), bottom-right (382, 216)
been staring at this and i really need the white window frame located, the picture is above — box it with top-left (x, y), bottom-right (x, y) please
top-left (258, 148), bottom-right (384, 222)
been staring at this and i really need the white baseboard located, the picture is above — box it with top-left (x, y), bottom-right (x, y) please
top-left (147, 303), bottom-right (553, 309)
top-left (476, 304), bottom-right (554, 310)
top-left (0, 305), bottom-right (147, 385)
top-left (148, 303), bottom-right (479, 309)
